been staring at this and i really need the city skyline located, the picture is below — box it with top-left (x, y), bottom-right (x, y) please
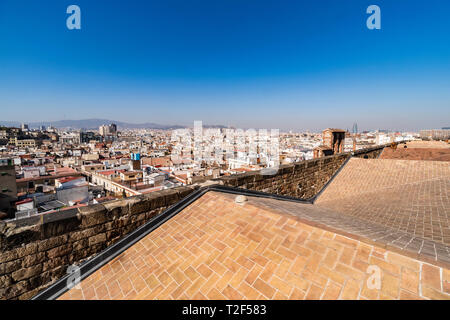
top-left (1, 0), bottom-right (450, 131)
top-left (3, 118), bottom-right (447, 134)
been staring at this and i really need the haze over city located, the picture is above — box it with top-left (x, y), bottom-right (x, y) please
top-left (1, 0), bottom-right (450, 131)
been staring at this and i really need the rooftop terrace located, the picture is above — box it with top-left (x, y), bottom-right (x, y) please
top-left (59, 192), bottom-right (450, 300)
top-left (379, 140), bottom-right (450, 161)
top-left (315, 158), bottom-right (450, 253)
top-left (3, 142), bottom-right (450, 300)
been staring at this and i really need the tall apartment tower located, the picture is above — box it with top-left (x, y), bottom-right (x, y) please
top-left (99, 124), bottom-right (117, 137)
top-left (99, 125), bottom-right (106, 136)
top-left (109, 123), bottom-right (117, 134)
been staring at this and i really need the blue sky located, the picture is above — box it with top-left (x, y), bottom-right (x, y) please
top-left (0, 0), bottom-right (449, 131)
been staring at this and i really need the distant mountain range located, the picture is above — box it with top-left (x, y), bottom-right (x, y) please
top-left (0, 119), bottom-right (228, 130)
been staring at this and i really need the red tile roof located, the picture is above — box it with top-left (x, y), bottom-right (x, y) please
top-left (15, 198), bottom-right (33, 205)
top-left (56, 176), bottom-right (82, 184)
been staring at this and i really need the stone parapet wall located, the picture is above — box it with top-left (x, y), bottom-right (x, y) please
top-left (0, 186), bottom-right (196, 300)
top-left (218, 153), bottom-right (351, 199)
top-left (217, 144), bottom-right (391, 198)
top-left (353, 145), bottom-right (386, 159)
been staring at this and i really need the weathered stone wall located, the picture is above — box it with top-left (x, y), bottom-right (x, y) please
top-left (219, 153), bottom-right (350, 199)
top-left (0, 186), bottom-right (196, 300)
top-left (218, 145), bottom-right (389, 199)
top-left (353, 145), bottom-right (385, 159)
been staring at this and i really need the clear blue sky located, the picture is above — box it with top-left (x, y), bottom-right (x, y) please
top-left (0, 0), bottom-right (449, 131)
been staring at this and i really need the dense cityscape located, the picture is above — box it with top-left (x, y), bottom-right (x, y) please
top-left (2, 121), bottom-right (443, 221)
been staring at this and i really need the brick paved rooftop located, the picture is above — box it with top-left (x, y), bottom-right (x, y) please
top-left (401, 141), bottom-right (450, 149)
top-left (316, 158), bottom-right (450, 247)
top-left (59, 191), bottom-right (450, 300)
top-left (379, 141), bottom-right (450, 161)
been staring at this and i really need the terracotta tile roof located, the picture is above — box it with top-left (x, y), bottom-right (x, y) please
top-left (59, 191), bottom-right (450, 300)
top-left (315, 158), bottom-right (450, 248)
top-left (379, 147), bottom-right (450, 161)
top-left (15, 198), bottom-right (33, 205)
top-left (52, 167), bottom-right (77, 175)
top-left (142, 157), bottom-right (171, 167)
top-left (121, 171), bottom-right (139, 176)
top-left (16, 172), bottom-right (82, 183)
top-left (56, 176), bottom-right (81, 184)
top-left (98, 170), bottom-right (116, 176)
top-left (140, 186), bottom-right (165, 194)
top-left (230, 168), bottom-right (254, 172)
top-left (95, 196), bottom-right (116, 203)
top-left (402, 141), bottom-right (449, 149)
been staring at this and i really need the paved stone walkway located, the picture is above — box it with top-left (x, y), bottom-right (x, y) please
top-left (59, 192), bottom-right (450, 300)
top-left (315, 158), bottom-right (450, 248)
top-left (380, 147), bottom-right (450, 161)
top-left (248, 195), bottom-right (450, 266)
